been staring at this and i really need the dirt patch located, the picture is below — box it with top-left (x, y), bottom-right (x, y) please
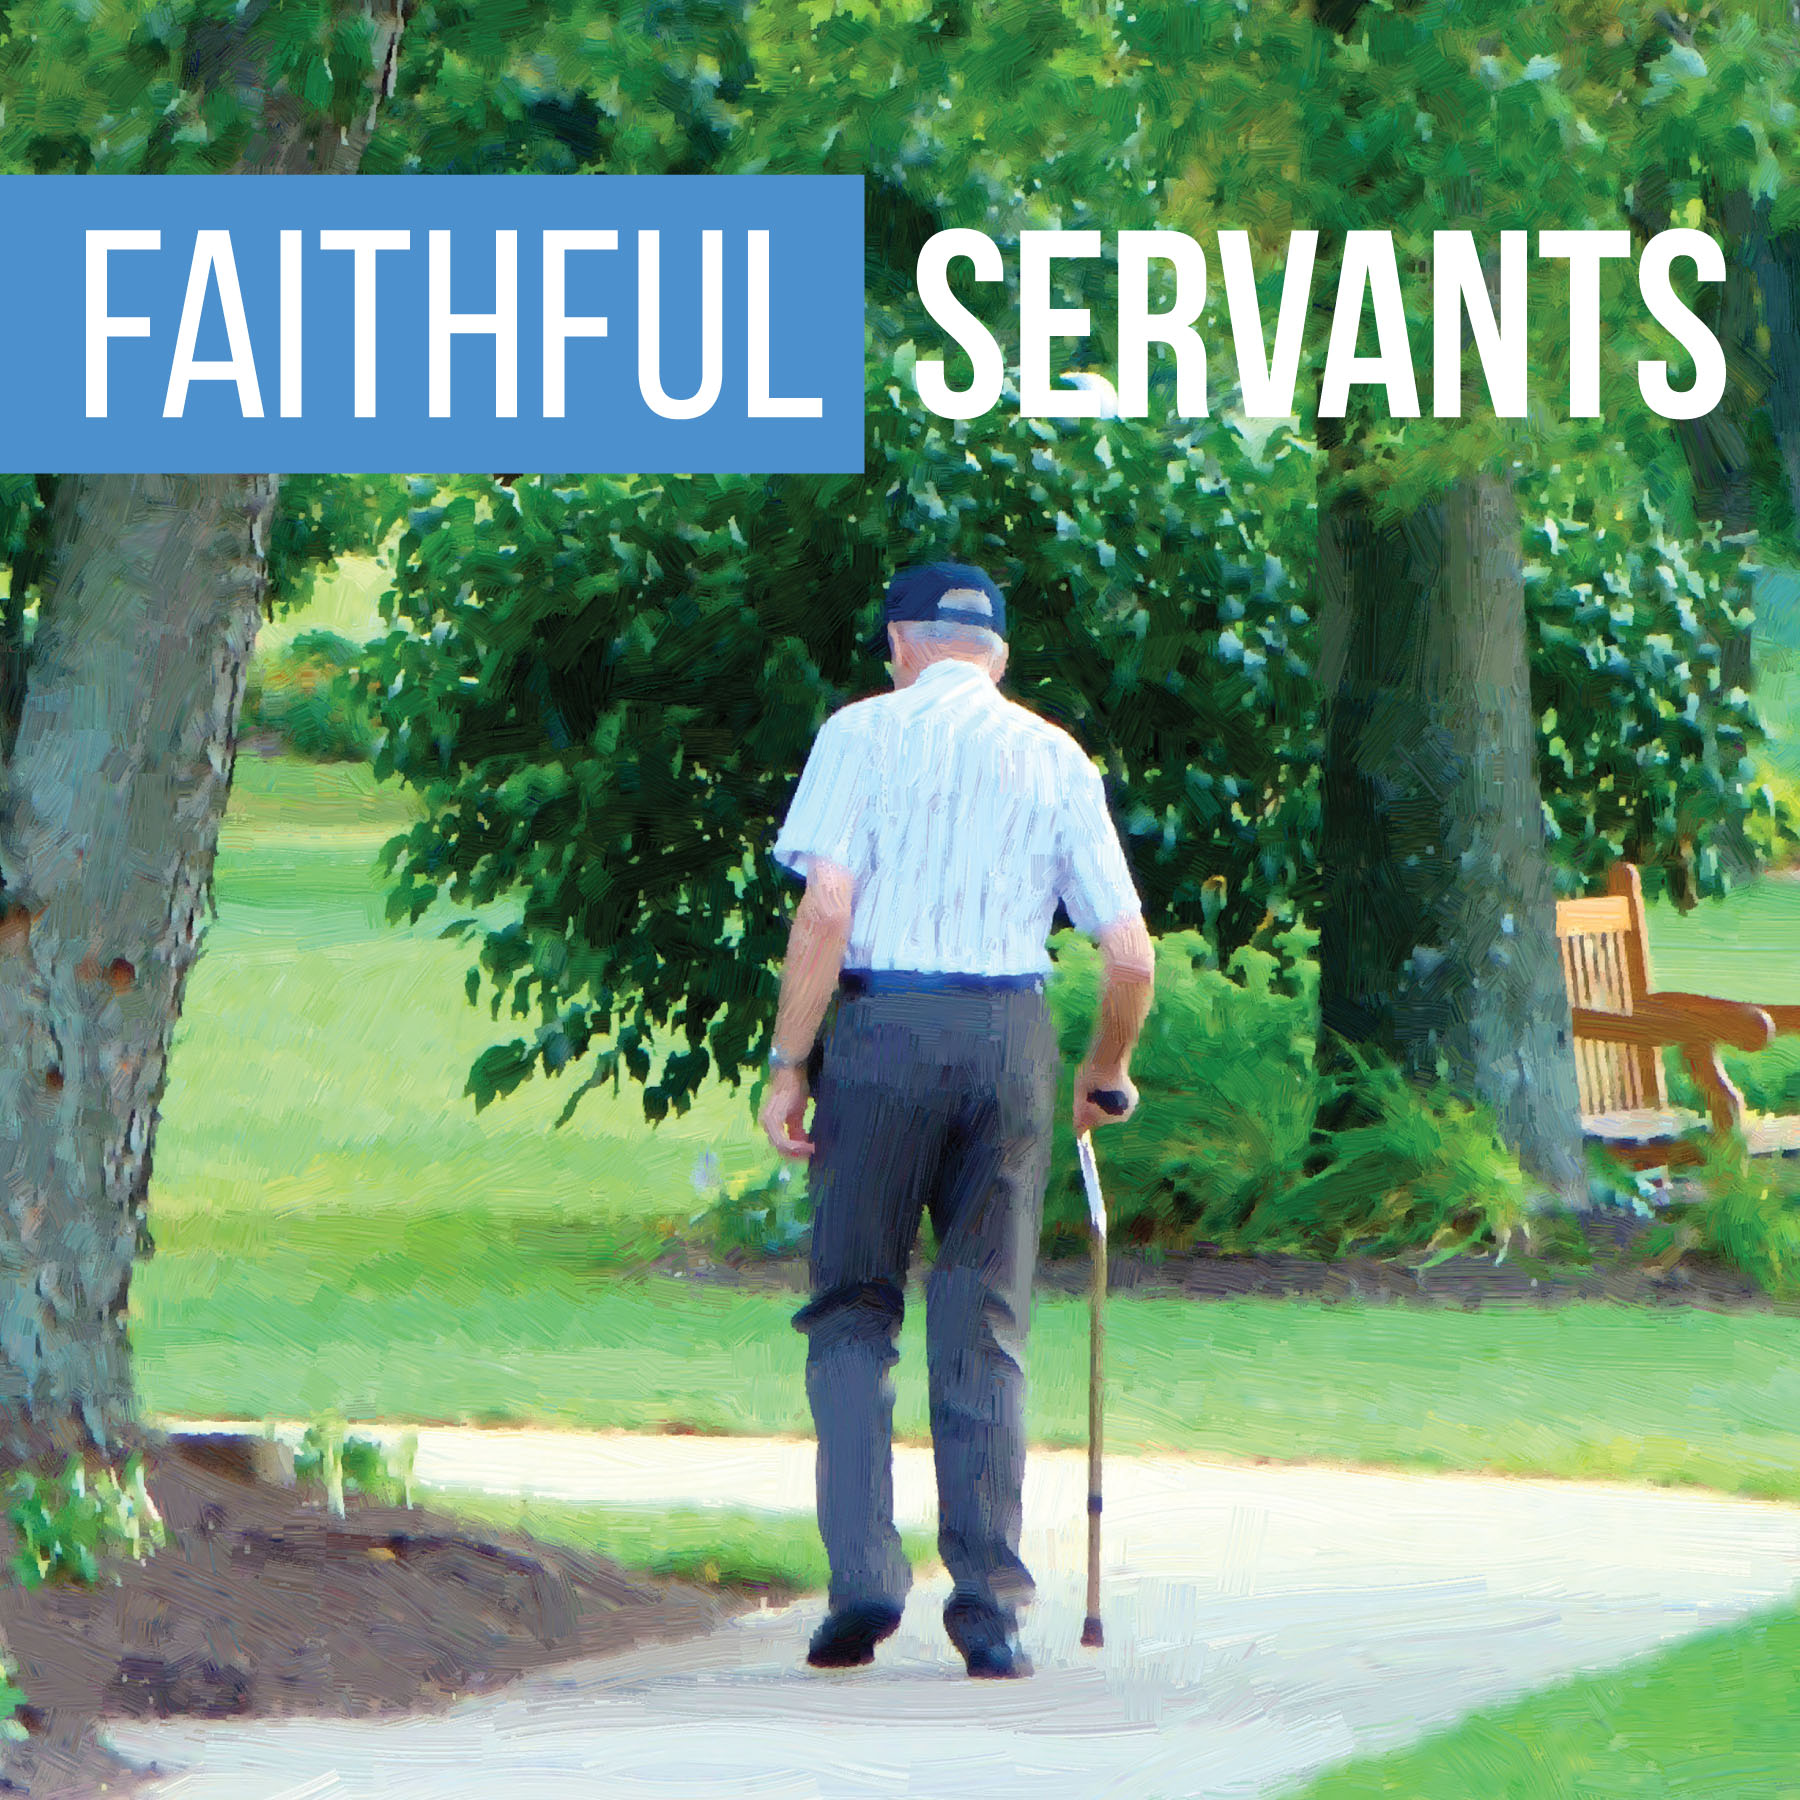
top-left (652, 1218), bottom-right (1789, 1314)
top-left (0, 1436), bottom-right (744, 1797)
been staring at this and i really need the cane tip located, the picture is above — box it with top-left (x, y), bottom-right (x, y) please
top-left (1080, 1617), bottom-right (1103, 1648)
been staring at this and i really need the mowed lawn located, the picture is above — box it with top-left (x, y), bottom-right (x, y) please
top-left (430, 1492), bottom-right (937, 1596)
top-left (1287, 1605), bottom-right (1800, 1800)
top-left (132, 752), bottom-right (1800, 1500)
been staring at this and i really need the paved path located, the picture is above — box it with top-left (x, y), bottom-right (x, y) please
top-left (111, 1423), bottom-right (1800, 1800)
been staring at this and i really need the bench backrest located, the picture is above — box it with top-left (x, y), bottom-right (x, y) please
top-left (1553, 863), bottom-right (1667, 1116)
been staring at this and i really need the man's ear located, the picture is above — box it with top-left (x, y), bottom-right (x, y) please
top-left (993, 642), bottom-right (1010, 680)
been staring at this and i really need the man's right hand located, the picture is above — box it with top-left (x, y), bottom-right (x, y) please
top-left (761, 1065), bottom-right (815, 1159)
top-left (1073, 1063), bottom-right (1139, 1135)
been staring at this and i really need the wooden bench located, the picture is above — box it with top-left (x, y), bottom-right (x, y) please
top-left (1555, 864), bottom-right (1800, 1167)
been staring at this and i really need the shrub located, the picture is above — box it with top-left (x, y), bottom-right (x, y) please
top-left (696, 927), bottom-right (1528, 1268)
top-left (1669, 1037), bottom-right (1800, 1122)
top-left (6, 1453), bottom-right (164, 1589)
top-left (0, 1660), bottom-right (24, 1743)
top-left (242, 629), bottom-right (375, 761)
top-left (1043, 929), bottom-right (1316, 1255)
top-left (1042, 927), bottom-right (1530, 1261)
top-left (1252, 1056), bottom-right (1531, 1260)
top-left (294, 1419), bottom-right (417, 1513)
top-left (690, 1165), bottom-right (811, 1259)
top-left (1657, 973), bottom-right (1800, 1121)
top-left (1646, 1138), bottom-right (1800, 1297)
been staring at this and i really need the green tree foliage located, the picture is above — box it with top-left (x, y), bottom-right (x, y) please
top-left (2, 0), bottom-right (1793, 1140)
top-left (361, 0), bottom-right (1328, 1114)
top-left (1522, 466), bottom-right (1777, 904)
top-left (364, 0), bottom-right (754, 176)
top-left (366, 393), bottom-right (1314, 1115)
top-left (243, 629), bottom-right (378, 759)
top-left (0, 0), bottom-right (396, 174)
top-left (1621, 0), bottom-right (1800, 547)
top-left (353, 0), bottom-right (1794, 1125)
top-left (1296, 0), bottom-right (1786, 896)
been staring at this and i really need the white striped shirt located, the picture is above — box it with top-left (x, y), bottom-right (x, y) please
top-left (772, 659), bottom-right (1141, 976)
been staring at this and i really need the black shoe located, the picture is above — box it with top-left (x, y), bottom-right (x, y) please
top-left (944, 1592), bottom-right (1032, 1679)
top-left (806, 1602), bottom-right (903, 1669)
top-left (963, 1639), bottom-right (1033, 1680)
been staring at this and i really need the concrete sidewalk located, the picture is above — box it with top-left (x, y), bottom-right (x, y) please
top-left (111, 1423), bottom-right (1800, 1799)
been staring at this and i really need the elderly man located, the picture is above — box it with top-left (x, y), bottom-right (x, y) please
top-left (760, 560), bottom-right (1155, 1680)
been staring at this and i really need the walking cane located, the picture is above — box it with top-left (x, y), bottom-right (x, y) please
top-left (1077, 1087), bottom-right (1130, 1649)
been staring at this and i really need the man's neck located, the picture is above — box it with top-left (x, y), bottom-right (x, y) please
top-left (910, 657), bottom-right (991, 687)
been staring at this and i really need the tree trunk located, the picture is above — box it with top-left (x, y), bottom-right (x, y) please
top-left (1759, 224), bottom-right (1800, 551)
top-left (1624, 159), bottom-right (1763, 889)
top-left (1672, 186), bottom-right (1768, 552)
top-left (0, 478), bottom-right (277, 1463)
top-left (0, 3), bottom-right (404, 1452)
top-left (0, 9), bottom-right (404, 1778)
top-left (1632, 162), bottom-right (1796, 882)
top-left (1315, 470), bottom-right (1587, 1204)
top-left (1679, 192), bottom-right (1800, 884)
top-left (0, 585), bottom-right (23, 769)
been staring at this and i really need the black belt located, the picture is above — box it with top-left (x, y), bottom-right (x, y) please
top-left (839, 968), bottom-right (1045, 997)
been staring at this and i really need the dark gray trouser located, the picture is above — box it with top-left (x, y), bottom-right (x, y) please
top-left (792, 983), bottom-right (1057, 1652)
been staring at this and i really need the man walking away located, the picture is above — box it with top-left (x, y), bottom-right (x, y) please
top-left (760, 561), bottom-right (1155, 1679)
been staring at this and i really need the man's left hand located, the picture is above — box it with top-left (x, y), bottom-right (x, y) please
top-left (761, 1065), bottom-right (815, 1158)
top-left (1073, 1061), bottom-right (1139, 1135)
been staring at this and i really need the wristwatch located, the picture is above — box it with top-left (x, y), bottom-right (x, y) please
top-left (768, 1044), bottom-right (807, 1072)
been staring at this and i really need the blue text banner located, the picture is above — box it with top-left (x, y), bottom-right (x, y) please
top-left (0, 174), bottom-right (865, 474)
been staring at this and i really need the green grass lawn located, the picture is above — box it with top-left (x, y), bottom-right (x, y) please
top-left (130, 638), bottom-right (1800, 1496)
top-left (1646, 843), bottom-right (1800, 1114)
top-left (136, 1258), bottom-right (1800, 1499)
top-left (430, 1491), bottom-right (935, 1596)
top-left (154, 753), bottom-right (777, 1270)
top-left (1650, 874), bottom-right (1800, 1006)
top-left (1284, 1605), bottom-right (1800, 1800)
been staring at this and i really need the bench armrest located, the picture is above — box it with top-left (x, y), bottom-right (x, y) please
top-left (1570, 994), bottom-right (1775, 1054)
top-left (1570, 994), bottom-right (1775, 1135)
top-left (1764, 1005), bottom-right (1800, 1036)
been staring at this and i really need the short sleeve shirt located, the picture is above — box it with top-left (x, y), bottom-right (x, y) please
top-left (772, 659), bottom-right (1141, 976)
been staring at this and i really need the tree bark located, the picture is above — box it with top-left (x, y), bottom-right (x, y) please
top-left (0, 478), bottom-right (277, 1463)
top-left (1671, 190), bottom-right (1800, 884)
top-left (1758, 224), bottom-right (1800, 550)
top-left (0, 3), bottom-right (406, 1465)
top-left (1315, 470), bottom-right (1587, 1204)
top-left (1630, 152), bottom-right (1797, 869)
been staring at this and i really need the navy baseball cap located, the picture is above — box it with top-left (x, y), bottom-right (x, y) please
top-left (879, 561), bottom-right (1008, 647)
